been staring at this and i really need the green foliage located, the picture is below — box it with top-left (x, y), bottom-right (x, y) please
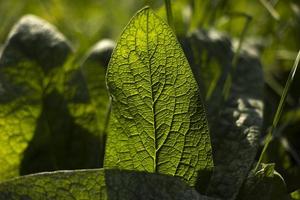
top-left (0, 169), bottom-right (105, 199)
top-left (179, 30), bottom-right (264, 199)
top-left (203, 37), bottom-right (264, 199)
top-left (291, 189), bottom-right (300, 200)
top-left (104, 7), bottom-right (213, 187)
top-left (0, 14), bottom-right (111, 180)
top-left (0, 169), bottom-right (215, 200)
top-left (0, 1), bottom-right (299, 200)
top-left (257, 50), bottom-right (300, 171)
top-left (237, 164), bottom-right (289, 200)
top-left (0, 15), bottom-right (72, 180)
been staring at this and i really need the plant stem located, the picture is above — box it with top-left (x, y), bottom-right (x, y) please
top-left (164, 0), bottom-right (175, 31)
top-left (255, 50), bottom-right (300, 171)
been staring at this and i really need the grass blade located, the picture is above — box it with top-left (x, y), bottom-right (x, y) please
top-left (255, 50), bottom-right (300, 171)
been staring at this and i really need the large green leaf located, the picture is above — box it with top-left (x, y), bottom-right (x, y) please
top-left (0, 15), bottom-right (72, 180)
top-left (104, 7), bottom-right (213, 187)
top-left (0, 169), bottom-right (216, 200)
top-left (237, 163), bottom-right (289, 200)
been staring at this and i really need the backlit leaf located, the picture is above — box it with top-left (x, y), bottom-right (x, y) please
top-left (104, 7), bottom-right (213, 187)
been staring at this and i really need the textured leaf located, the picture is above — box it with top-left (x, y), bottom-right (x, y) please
top-left (237, 163), bottom-right (289, 200)
top-left (0, 169), bottom-right (106, 200)
top-left (0, 169), bottom-right (217, 200)
top-left (0, 15), bottom-right (71, 180)
top-left (104, 7), bottom-right (213, 187)
top-left (182, 30), bottom-right (264, 199)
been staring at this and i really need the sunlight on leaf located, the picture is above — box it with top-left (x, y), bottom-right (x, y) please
top-left (104, 7), bottom-right (213, 187)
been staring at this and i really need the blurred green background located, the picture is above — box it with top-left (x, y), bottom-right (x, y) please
top-left (0, 0), bottom-right (299, 192)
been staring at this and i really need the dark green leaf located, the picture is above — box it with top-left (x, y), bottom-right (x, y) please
top-left (105, 169), bottom-right (215, 200)
top-left (206, 49), bottom-right (264, 199)
top-left (104, 7), bottom-right (213, 187)
top-left (284, 167), bottom-right (300, 193)
top-left (181, 29), bottom-right (233, 109)
top-left (185, 30), bottom-right (264, 199)
top-left (0, 169), bottom-right (218, 200)
top-left (237, 163), bottom-right (289, 200)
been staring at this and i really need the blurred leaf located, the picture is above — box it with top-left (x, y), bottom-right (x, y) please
top-left (104, 7), bottom-right (213, 187)
top-left (237, 163), bottom-right (289, 200)
top-left (15, 16), bottom-right (106, 175)
top-left (62, 39), bottom-right (115, 167)
top-left (283, 167), bottom-right (300, 193)
top-left (282, 108), bottom-right (300, 125)
top-left (0, 14), bottom-right (112, 180)
top-left (263, 138), bottom-right (293, 168)
top-left (80, 39), bottom-right (114, 128)
top-left (207, 50), bottom-right (264, 200)
top-left (291, 189), bottom-right (300, 200)
top-left (0, 15), bottom-right (71, 181)
top-left (182, 29), bottom-right (233, 114)
top-left (156, 0), bottom-right (192, 36)
top-left (183, 30), bottom-right (264, 199)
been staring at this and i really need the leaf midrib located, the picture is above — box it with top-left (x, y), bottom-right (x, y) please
top-left (145, 10), bottom-right (158, 173)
